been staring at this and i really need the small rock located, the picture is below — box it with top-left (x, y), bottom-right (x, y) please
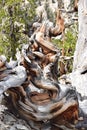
top-left (16, 124), bottom-right (29, 130)
top-left (3, 114), bottom-right (16, 125)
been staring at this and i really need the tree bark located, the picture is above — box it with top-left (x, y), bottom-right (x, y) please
top-left (73, 0), bottom-right (87, 71)
top-left (70, 0), bottom-right (87, 96)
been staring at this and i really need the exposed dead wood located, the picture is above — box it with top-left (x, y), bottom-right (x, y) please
top-left (49, 9), bottom-right (65, 39)
top-left (74, 0), bottom-right (78, 11)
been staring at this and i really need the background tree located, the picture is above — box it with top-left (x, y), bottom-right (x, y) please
top-left (0, 0), bottom-right (36, 59)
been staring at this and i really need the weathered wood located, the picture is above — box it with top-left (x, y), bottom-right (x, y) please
top-left (69, 0), bottom-right (87, 97)
top-left (0, 5), bottom-right (79, 129)
top-left (74, 0), bottom-right (78, 11)
top-left (49, 9), bottom-right (65, 39)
